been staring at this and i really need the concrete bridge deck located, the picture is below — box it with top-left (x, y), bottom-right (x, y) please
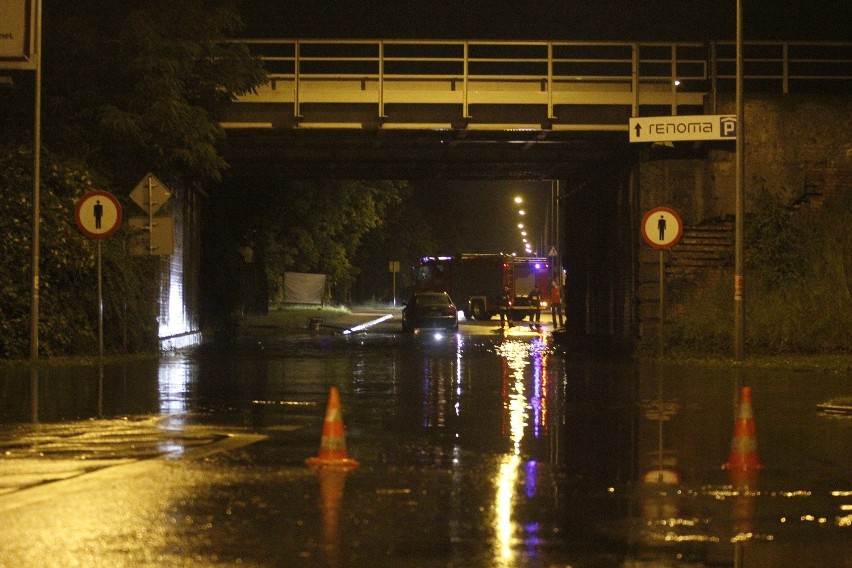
top-left (223, 39), bottom-right (851, 131)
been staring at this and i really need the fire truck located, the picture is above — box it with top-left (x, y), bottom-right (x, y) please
top-left (414, 253), bottom-right (551, 321)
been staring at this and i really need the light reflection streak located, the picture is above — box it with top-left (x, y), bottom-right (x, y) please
top-left (496, 453), bottom-right (521, 562)
top-left (455, 334), bottom-right (463, 419)
top-left (157, 359), bottom-right (192, 456)
top-left (492, 338), bottom-right (549, 565)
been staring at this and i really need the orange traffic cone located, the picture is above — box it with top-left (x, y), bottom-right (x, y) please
top-left (725, 386), bottom-right (762, 480)
top-left (306, 387), bottom-right (359, 469)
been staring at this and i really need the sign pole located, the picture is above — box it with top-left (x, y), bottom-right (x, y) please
top-left (389, 261), bottom-right (400, 307)
top-left (734, 0), bottom-right (745, 360)
top-left (97, 240), bottom-right (104, 359)
top-left (29, 0), bottom-right (43, 362)
top-left (641, 207), bottom-right (683, 356)
top-left (658, 249), bottom-right (665, 356)
top-left (97, 239), bottom-right (105, 417)
top-left (74, 190), bottom-right (122, 364)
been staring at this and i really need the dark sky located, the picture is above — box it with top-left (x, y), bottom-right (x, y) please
top-left (240, 0), bottom-right (850, 42)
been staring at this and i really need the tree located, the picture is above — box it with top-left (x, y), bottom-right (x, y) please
top-left (0, 1), bottom-right (267, 358)
top-left (42, 0), bottom-right (266, 187)
top-left (203, 177), bottom-right (406, 313)
top-left (352, 184), bottom-right (438, 303)
top-left (0, 147), bottom-right (159, 358)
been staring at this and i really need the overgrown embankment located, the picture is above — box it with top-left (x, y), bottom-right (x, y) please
top-left (662, 188), bottom-right (851, 356)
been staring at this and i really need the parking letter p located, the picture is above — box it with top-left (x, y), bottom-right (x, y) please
top-left (720, 116), bottom-right (737, 138)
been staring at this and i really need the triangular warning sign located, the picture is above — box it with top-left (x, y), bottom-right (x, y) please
top-left (548, 246), bottom-right (558, 257)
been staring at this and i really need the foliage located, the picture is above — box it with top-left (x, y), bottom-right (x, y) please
top-left (203, 178), bottom-right (407, 317)
top-left (1, 2), bottom-right (264, 359)
top-left (0, 147), bottom-right (157, 358)
top-left (745, 184), bottom-right (805, 287)
top-left (352, 184), bottom-right (438, 303)
top-left (665, 188), bottom-right (852, 354)
top-left (42, 0), bottom-right (266, 186)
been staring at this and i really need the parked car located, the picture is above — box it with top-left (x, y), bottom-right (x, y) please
top-left (402, 292), bottom-right (459, 332)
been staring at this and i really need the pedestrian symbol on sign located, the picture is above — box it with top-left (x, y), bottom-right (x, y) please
top-left (94, 200), bottom-right (103, 229)
top-left (641, 207), bottom-right (682, 250)
top-left (75, 191), bottom-right (122, 239)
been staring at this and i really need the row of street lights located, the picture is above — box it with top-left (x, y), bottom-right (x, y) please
top-left (513, 195), bottom-right (535, 255)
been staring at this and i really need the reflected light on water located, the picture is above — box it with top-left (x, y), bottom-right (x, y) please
top-left (157, 359), bottom-right (193, 456)
top-left (455, 334), bottom-right (464, 419)
top-left (496, 454), bottom-right (521, 563)
top-left (158, 359), bottom-right (191, 416)
top-left (492, 338), bottom-right (541, 565)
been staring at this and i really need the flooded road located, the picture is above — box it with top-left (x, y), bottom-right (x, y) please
top-left (0, 318), bottom-right (850, 567)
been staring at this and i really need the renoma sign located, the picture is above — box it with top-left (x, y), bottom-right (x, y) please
top-left (629, 115), bottom-right (737, 143)
top-left (0, 0), bottom-right (35, 69)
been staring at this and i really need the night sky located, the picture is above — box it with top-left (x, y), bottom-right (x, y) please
top-left (239, 0), bottom-right (849, 42)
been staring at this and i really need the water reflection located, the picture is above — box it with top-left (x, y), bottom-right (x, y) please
top-left (492, 336), bottom-right (552, 565)
top-left (157, 357), bottom-right (194, 456)
top-left (1, 328), bottom-right (850, 566)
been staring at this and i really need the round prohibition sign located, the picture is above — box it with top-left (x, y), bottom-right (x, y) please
top-left (75, 190), bottom-right (123, 239)
top-left (641, 206), bottom-right (683, 249)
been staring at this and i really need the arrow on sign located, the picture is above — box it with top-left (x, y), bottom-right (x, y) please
top-left (634, 123), bottom-right (642, 138)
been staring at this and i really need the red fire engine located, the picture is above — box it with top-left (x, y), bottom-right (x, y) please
top-left (414, 253), bottom-right (551, 321)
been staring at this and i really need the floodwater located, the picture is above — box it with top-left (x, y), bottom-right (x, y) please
top-left (0, 321), bottom-right (849, 567)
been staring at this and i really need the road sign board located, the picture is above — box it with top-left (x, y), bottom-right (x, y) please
top-left (130, 172), bottom-right (172, 215)
top-left (75, 190), bottom-right (122, 239)
top-left (641, 207), bottom-right (683, 249)
top-left (547, 246), bottom-right (558, 257)
top-left (128, 216), bottom-right (174, 256)
top-left (629, 115), bottom-right (737, 143)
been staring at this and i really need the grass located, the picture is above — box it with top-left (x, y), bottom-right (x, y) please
top-left (644, 350), bottom-right (852, 374)
top-left (241, 303), bottom-right (353, 331)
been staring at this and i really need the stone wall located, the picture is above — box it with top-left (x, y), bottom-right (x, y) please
top-left (634, 93), bottom-right (851, 341)
top-left (639, 94), bottom-right (852, 219)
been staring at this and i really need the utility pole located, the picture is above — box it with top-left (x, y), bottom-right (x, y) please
top-left (30, 0), bottom-right (43, 362)
top-left (734, 0), bottom-right (745, 360)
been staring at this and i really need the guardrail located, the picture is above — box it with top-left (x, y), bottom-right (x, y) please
top-left (231, 39), bottom-right (851, 124)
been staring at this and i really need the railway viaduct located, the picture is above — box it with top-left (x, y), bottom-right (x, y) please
top-left (216, 39), bottom-right (851, 346)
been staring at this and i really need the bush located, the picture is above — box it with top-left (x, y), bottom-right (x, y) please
top-left (664, 188), bottom-right (851, 355)
top-left (0, 147), bottom-right (159, 359)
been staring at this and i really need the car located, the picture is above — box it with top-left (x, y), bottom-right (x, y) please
top-left (402, 292), bottom-right (459, 332)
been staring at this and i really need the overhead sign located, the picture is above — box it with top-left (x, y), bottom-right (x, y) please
top-left (75, 190), bottom-right (123, 239)
top-left (0, 0), bottom-right (34, 65)
top-left (641, 207), bottom-right (683, 250)
top-left (629, 115), bottom-right (737, 143)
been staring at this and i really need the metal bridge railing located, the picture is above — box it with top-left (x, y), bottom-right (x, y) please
top-left (230, 39), bottom-right (851, 126)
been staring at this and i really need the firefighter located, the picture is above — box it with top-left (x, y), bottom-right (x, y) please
top-left (549, 279), bottom-right (564, 328)
top-left (528, 285), bottom-right (542, 330)
top-left (499, 285), bottom-right (514, 329)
